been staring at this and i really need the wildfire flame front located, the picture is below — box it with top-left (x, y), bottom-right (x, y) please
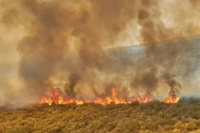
top-left (39, 87), bottom-right (179, 105)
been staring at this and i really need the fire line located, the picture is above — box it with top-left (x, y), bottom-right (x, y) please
top-left (39, 88), bottom-right (179, 105)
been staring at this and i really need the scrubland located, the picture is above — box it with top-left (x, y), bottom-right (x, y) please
top-left (1, 101), bottom-right (200, 133)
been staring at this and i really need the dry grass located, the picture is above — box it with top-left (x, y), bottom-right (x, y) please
top-left (1, 101), bottom-right (200, 133)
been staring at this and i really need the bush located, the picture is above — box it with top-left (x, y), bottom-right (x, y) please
top-left (1, 102), bottom-right (200, 132)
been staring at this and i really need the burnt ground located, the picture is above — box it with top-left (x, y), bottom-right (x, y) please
top-left (1, 101), bottom-right (200, 133)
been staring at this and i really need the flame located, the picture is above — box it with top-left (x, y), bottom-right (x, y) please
top-left (163, 94), bottom-right (180, 104)
top-left (134, 93), bottom-right (153, 103)
top-left (39, 87), bottom-right (85, 105)
top-left (39, 87), bottom-right (179, 105)
top-left (142, 95), bottom-right (153, 103)
top-left (94, 88), bottom-right (127, 105)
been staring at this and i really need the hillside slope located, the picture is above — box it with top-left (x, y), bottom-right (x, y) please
top-left (1, 102), bottom-right (200, 133)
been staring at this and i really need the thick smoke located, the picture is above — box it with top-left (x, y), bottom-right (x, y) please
top-left (1, 0), bottom-right (200, 106)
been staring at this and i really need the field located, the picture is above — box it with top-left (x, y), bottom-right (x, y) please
top-left (1, 101), bottom-right (200, 133)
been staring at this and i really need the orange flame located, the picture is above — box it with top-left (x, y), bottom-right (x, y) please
top-left (94, 88), bottom-right (127, 105)
top-left (40, 87), bottom-right (85, 105)
top-left (134, 93), bottom-right (153, 103)
top-left (39, 87), bottom-right (179, 105)
top-left (142, 95), bottom-right (153, 103)
top-left (163, 94), bottom-right (180, 104)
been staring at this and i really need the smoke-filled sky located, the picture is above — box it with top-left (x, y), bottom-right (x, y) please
top-left (1, 0), bottom-right (200, 106)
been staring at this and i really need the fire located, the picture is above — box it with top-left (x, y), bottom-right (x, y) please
top-left (94, 88), bottom-right (127, 105)
top-left (39, 88), bottom-right (130, 106)
top-left (39, 88), bottom-right (85, 105)
top-left (163, 94), bottom-right (180, 104)
top-left (134, 93), bottom-right (153, 103)
top-left (142, 95), bottom-right (153, 103)
top-left (39, 87), bottom-right (179, 105)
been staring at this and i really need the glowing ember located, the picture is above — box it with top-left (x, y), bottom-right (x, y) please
top-left (39, 87), bottom-right (179, 105)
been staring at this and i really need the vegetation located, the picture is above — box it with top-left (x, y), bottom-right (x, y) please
top-left (1, 101), bottom-right (200, 133)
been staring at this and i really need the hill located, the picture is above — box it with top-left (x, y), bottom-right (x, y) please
top-left (1, 102), bottom-right (200, 133)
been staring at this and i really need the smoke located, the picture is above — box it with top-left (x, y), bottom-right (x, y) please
top-left (162, 74), bottom-right (181, 97)
top-left (64, 73), bottom-right (80, 98)
top-left (1, 0), bottom-right (200, 106)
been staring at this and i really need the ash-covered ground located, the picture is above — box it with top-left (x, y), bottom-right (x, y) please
top-left (1, 101), bottom-right (200, 133)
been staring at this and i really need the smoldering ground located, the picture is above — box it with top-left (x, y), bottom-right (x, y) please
top-left (1, 0), bottom-right (200, 106)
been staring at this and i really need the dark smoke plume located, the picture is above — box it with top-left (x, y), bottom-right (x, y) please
top-left (1, 0), bottom-right (200, 105)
